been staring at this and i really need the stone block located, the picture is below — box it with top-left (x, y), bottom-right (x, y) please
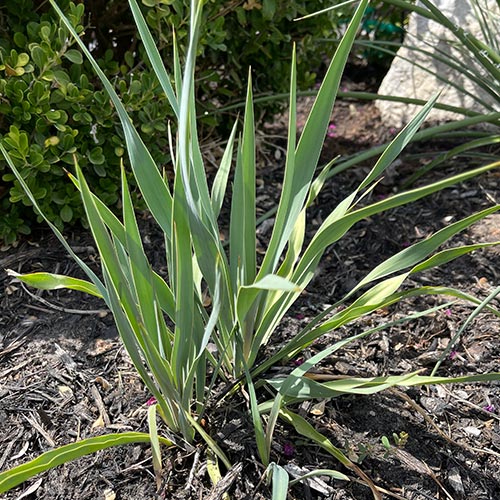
top-left (376, 0), bottom-right (499, 127)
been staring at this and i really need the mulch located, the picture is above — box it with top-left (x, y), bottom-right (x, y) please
top-left (1, 69), bottom-right (499, 499)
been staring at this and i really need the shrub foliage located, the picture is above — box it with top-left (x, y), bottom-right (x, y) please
top-left (0, 0), bottom-right (346, 243)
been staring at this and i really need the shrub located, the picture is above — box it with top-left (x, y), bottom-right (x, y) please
top-left (141, 0), bottom-right (340, 127)
top-left (0, 0), bottom-right (345, 244)
top-left (0, 0), bottom-right (172, 244)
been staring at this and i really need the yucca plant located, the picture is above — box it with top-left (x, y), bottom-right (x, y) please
top-left (317, 0), bottom-right (500, 185)
top-left (1, 0), bottom-right (500, 497)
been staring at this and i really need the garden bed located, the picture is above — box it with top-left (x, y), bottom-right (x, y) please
top-left (1, 77), bottom-right (499, 499)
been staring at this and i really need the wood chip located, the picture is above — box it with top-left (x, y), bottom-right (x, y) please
top-left (95, 376), bottom-right (112, 391)
top-left (15, 477), bottom-right (43, 500)
top-left (9, 441), bottom-right (29, 462)
top-left (0, 441), bottom-right (11, 471)
top-left (284, 463), bottom-right (334, 495)
top-left (310, 400), bottom-right (326, 416)
top-left (54, 343), bottom-right (78, 373)
top-left (463, 426), bottom-right (481, 437)
top-left (103, 488), bottom-right (116, 500)
top-left (448, 467), bottom-right (465, 496)
top-left (24, 414), bottom-right (56, 448)
top-left (205, 462), bottom-right (243, 500)
top-left (90, 384), bottom-right (111, 427)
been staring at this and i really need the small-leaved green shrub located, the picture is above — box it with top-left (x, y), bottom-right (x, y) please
top-left (0, 0), bottom-right (173, 244)
top-left (1, 0), bottom-right (499, 497)
top-left (141, 0), bottom-right (339, 128)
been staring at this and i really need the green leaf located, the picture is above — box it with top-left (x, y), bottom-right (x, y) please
top-left (169, 142), bottom-right (196, 396)
top-left (410, 242), bottom-right (500, 274)
top-left (75, 160), bottom-right (181, 429)
top-left (120, 165), bottom-right (159, 345)
top-left (60, 204), bottom-right (73, 222)
top-left (271, 371), bottom-right (500, 400)
top-left (64, 49), bottom-right (83, 65)
top-left (267, 371), bottom-right (421, 399)
top-left (211, 121), bottom-right (237, 219)
top-left (237, 274), bottom-right (300, 329)
top-left (254, 284), bottom-right (498, 380)
top-left (230, 69), bottom-right (256, 289)
top-left (148, 404), bottom-right (163, 489)
top-left (17, 53), bottom-right (30, 67)
top-left (6, 270), bottom-right (102, 297)
top-left (270, 463), bottom-right (288, 500)
top-left (0, 144), bottom-right (107, 301)
top-left (352, 205), bottom-right (500, 295)
top-left (244, 364), bottom-right (268, 465)
top-left (257, 0), bottom-right (370, 280)
top-left (185, 413), bottom-right (232, 470)
top-left (49, 0), bottom-right (174, 239)
top-left (257, 45), bottom-right (298, 278)
top-left (278, 408), bottom-right (352, 467)
top-left (0, 432), bottom-right (172, 494)
top-left (128, 0), bottom-right (179, 118)
top-left (88, 147), bottom-right (105, 165)
top-left (262, 0), bottom-right (277, 20)
top-left (403, 135), bottom-right (500, 187)
top-left (288, 468), bottom-right (349, 486)
top-left (13, 32), bottom-right (27, 48)
top-left (67, 171), bottom-right (176, 320)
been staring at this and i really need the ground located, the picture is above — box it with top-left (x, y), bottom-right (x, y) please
top-left (1, 68), bottom-right (499, 499)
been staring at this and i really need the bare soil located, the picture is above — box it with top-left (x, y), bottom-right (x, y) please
top-left (1, 70), bottom-right (499, 499)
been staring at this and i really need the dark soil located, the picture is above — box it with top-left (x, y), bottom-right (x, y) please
top-left (1, 70), bottom-right (499, 499)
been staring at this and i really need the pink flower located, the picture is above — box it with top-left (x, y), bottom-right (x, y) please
top-left (146, 396), bottom-right (157, 406)
top-left (449, 350), bottom-right (457, 360)
top-left (327, 123), bottom-right (337, 138)
top-left (292, 357), bottom-right (304, 367)
top-left (444, 308), bottom-right (452, 317)
top-left (296, 313), bottom-right (305, 320)
top-left (283, 442), bottom-right (295, 458)
top-left (483, 404), bottom-right (496, 413)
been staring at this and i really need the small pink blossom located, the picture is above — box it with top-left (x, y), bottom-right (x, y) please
top-left (292, 357), bottom-right (304, 367)
top-left (296, 313), bottom-right (305, 320)
top-left (389, 127), bottom-right (397, 135)
top-left (146, 396), bottom-right (157, 406)
top-left (282, 442), bottom-right (295, 458)
top-left (449, 350), bottom-right (458, 360)
top-left (444, 309), bottom-right (452, 317)
top-left (327, 123), bottom-right (337, 138)
top-left (483, 404), bottom-right (496, 413)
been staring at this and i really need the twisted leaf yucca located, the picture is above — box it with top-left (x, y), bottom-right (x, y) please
top-left (1, 0), bottom-right (500, 496)
top-left (358, 0), bottom-right (499, 184)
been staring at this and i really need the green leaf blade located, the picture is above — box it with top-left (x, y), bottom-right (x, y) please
top-left (0, 432), bottom-right (172, 494)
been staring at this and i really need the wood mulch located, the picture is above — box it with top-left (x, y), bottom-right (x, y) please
top-left (1, 67), bottom-right (499, 499)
